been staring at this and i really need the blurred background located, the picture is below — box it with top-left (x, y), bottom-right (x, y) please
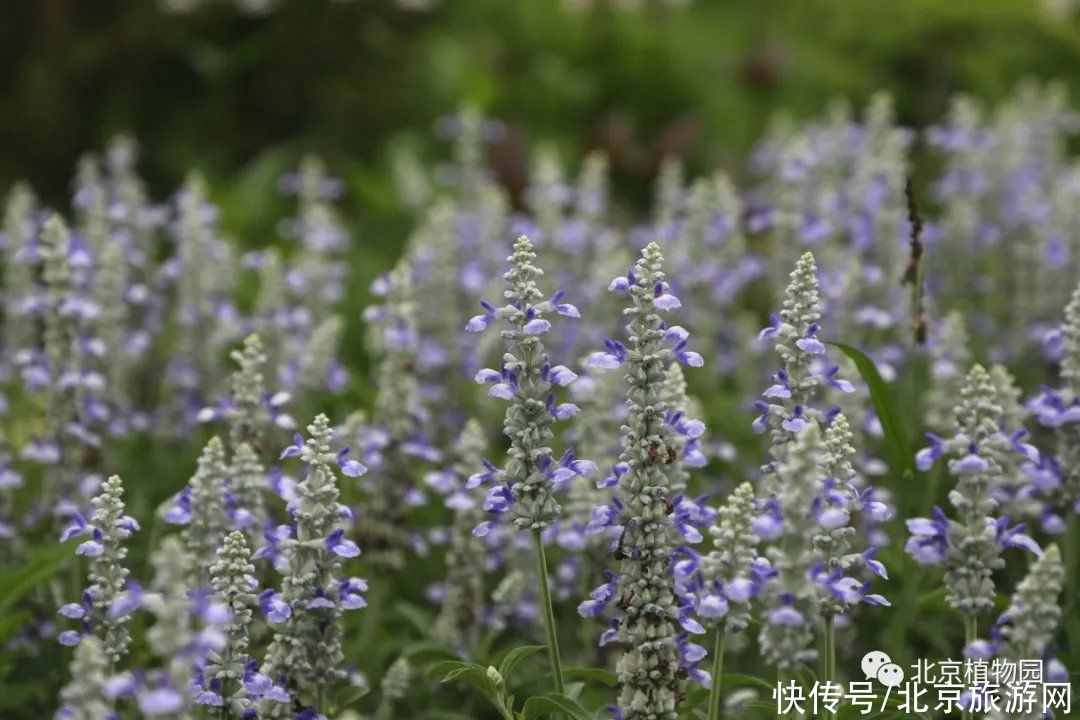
top-left (5, 0), bottom-right (1080, 251)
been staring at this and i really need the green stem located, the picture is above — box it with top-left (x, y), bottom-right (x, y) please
top-left (823, 614), bottom-right (836, 720)
top-left (963, 614), bottom-right (977, 720)
top-left (707, 627), bottom-right (726, 720)
top-left (533, 531), bottom-right (565, 696)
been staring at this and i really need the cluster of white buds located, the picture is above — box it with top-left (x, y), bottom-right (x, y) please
top-left (924, 311), bottom-right (972, 435)
top-left (178, 437), bottom-right (232, 586)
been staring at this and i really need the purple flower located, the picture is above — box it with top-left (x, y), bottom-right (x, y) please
top-left (259, 589), bottom-right (291, 623)
top-left (336, 447), bottom-right (367, 477)
top-left (243, 662), bottom-right (273, 695)
top-left (58, 630), bottom-right (82, 646)
top-left (586, 498), bottom-right (621, 535)
top-left (1008, 430), bottom-right (1040, 464)
top-left (763, 371), bottom-right (792, 399)
top-left (254, 524), bottom-right (292, 561)
top-left (769, 604), bottom-right (805, 627)
top-left (672, 339), bottom-right (704, 367)
top-left (608, 271), bottom-right (635, 292)
top-left (466, 458), bottom-right (499, 489)
top-left (59, 513), bottom-right (89, 542)
top-left (58, 603), bottom-right (86, 619)
top-left (339, 577), bottom-right (368, 610)
top-left (915, 434), bottom-right (944, 471)
top-left (725, 577), bottom-right (754, 603)
top-left (586, 339), bottom-right (627, 370)
top-left (577, 572), bottom-right (617, 618)
top-left (698, 594), bottom-right (728, 619)
top-left (905, 506), bottom-right (949, 564)
top-left (547, 393), bottom-right (580, 421)
top-left (280, 433), bottom-right (305, 459)
top-left (549, 289), bottom-right (580, 318)
top-left (108, 583), bottom-right (145, 618)
top-left (488, 367), bottom-right (516, 399)
top-left (552, 449), bottom-right (598, 483)
top-left (795, 324), bottom-right (825, 355)
top-left (992, 517), bottom-right (1041, 555)
top-left (678, 610), bottom-right (706, 634)
top-left (757, 313), bottom-right (781, 342)
top-left (138, 687), bottom-right (184, 715)
top-left (306, 586), bottom-right (336, 609)
top-left (861, 548), bottom-right (888, 579)
top-left (465, 299), bottom-right (498, 332)
top-left (325, 529), bottom-right (360, 558)
top-left (76, 529), bottom-right (105, 557)
top-left (953, 452), bottom-right (989, 473)
top-left (653, 289), bottom-right (682, 311)
top-left (472, 520), bottom-right (495, 537)
top-left (523, 317), bottom-right (551, 335)
top-left (781, 406), bottom-right (809, 433)
top-left (823, 365), bottom-right (854, 393)
top-left (544, 364), bottom-right (578, 387)
top-left (482, 485), bottom-right (512, 514)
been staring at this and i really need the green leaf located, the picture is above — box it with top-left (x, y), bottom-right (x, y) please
top-left (0, 539), bottom-right (74, 617)
top-left (521, 692), bottom-right (596, 720)
top-left (0, 611), bottom-right (30, 646)
top-left (402, 640), bottom-right (461, 664)
top-left (827, 341), bottom-right (914, 479)
top-left (430, 661), bottom-right (502, 709)
top-left (562, 666), bottom-right (619, 688)
top-left (331, 683), bottom-right (371, 712)
top-left (430, 660), bottom-right (483, 682)
top-left (394, 601), bottom-right (435, 636)
top-left (498, 644), bottom-right (546, 680)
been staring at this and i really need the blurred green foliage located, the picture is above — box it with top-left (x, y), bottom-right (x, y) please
top-left (4, 0), bottom-right (1080, 223)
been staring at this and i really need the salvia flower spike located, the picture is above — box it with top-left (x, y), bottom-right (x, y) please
top-left (195, 530), bottom-right (264, 716)
top-left (431, 419), bottom-right (489, 649)
top-left (263, 414), bottom-right (365, 714)
top-left (907, 364), bottom-right (1040, 616)
top-left (469, 234), bottom-right (592, 533)
top-left (587, 242), bottom-right (704, 720)
top-left (58, 474), bottom-right (136, 665)
top-left (55, 635), bottom-right (111, 720)
top-left (755, 251), bottom-right (848, 473)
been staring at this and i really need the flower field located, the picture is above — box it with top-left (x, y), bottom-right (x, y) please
top-left (2, 13), bottom-right (1080, 719)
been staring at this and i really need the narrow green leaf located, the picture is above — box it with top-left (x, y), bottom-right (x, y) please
top-left (430, 661), bottom-right (502, 708)
top-left (0, 611), bottom-right (30, 647)
top-left (332, 683), bottom-right (371, 712)
top-left (498, 644), bottom-right (546, 680)
top-left (402, 641), bottom-right (460, 664)
top-left (521, 692), bottom-right (596, 720)
top-left (562, 666), bottom-right (618, 688)
top-left (827, 341), bottom-right (914, 479)
top-left (394, 601), bottom-right (434, 636)
top-left (0, 539), bottom-right (74, 615)
top-left (429, 660), bottom-right (481, 682)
